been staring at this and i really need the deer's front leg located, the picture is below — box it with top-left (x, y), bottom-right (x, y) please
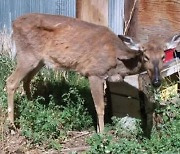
top-left (89, 76), bottom-right (105, 133)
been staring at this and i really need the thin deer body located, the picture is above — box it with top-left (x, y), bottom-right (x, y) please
top-left (6, 13), bottom-right (180, 132)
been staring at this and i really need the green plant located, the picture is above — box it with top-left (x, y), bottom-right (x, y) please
top-left (16, 86), bottom-right (92, 149)
top-left (0, 55), bottom-right (15, 110)
top-left (0, 53), bottom-right (93, 150)
top-left (60, 87), bottom-right (93, 130)
top-left (17, 96), bottom-right (61, 146)
top-left (88, 97), bottom-right (180, 153)
top-left (0, 54), bottom-right (180, 153)
top-left (87, 117), bottom-right (144, 154)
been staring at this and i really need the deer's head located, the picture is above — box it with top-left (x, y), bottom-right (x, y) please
top-left (119, 34), bottom-right (180, 88)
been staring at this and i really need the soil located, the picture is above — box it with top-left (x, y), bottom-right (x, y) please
top-left (0, 126), bottom-right (93, 154)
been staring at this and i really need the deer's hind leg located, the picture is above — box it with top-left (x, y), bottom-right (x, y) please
top-left (6, 55), bottom-right (42, 125)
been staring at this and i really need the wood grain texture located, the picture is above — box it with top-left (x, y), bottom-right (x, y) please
top-left (76, 0), bottom-right (108, 26)
top-left (127, 0), bottom-right (180, 47)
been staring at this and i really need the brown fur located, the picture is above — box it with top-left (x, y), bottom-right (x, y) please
top-left (13, 13), bottom-right (139, 77)
top-left (6, 13), bottom-right (179, 132)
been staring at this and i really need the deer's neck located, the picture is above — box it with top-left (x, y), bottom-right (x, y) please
top-left (121, 54), bottom-right (143, 75)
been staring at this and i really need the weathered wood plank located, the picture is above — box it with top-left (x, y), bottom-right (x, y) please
top-left (76, 0), bottom-right (108, 26)
top-left (111, 94), bottom-right (141, 118)
top-left (128, 0), bottom-right (180, 51)
top-left (108, 78), bottom-right (139, 98)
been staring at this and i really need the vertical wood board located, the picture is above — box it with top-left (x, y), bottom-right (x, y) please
top-left (76, 0), bottom-right (108, 26)
top-left (127, 0), bottom-right (180, 46)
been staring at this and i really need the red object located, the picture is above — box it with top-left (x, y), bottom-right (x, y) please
top-left (164, 48), bottom-right (175, 63)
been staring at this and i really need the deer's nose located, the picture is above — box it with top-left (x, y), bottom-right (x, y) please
top-left (152, 79), bottom-right (161, 88)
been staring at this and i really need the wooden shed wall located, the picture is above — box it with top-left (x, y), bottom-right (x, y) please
top-left (128, 0), bottom-right (180, 48)
top-left (76, 0), bottom-right (108, 26)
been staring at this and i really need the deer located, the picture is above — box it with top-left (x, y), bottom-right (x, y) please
top-left (6, 13), bottom-right (180, 133)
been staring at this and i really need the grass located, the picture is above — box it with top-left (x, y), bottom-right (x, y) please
top-left (88, 98), bottom-right (180, 153)
top-left (0, 35), bottom-right (180, 152)
top-left (0, 53), bottom-right (94, 150)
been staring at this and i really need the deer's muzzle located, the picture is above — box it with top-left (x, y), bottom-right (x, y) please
top-left (152, 65), bottom-right (161, 88)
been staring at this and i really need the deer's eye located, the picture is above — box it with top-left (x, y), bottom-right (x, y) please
top-left (144, 55), bottom-right (149, 62)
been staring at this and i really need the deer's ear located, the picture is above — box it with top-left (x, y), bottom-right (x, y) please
top-left (118, 35), bottom-right (143, 52)
top-left (166, 34), bottom-right (180, 49)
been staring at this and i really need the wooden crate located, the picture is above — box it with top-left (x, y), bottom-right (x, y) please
top-left (108, 59), bottom-right (180, 118)
top-left (108, 81), bottom-right (141, 119)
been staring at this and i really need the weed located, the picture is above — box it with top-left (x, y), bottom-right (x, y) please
top-left (16, 83), bottom-right (92, 149)
top-left (88, 97), bottom-right (180, 153)
top-left (0, 51), bottom-right (179, 152)
top-left (0, 54), bottom-right (93, 150)
top-left (60, 87), bottom-right (93, 130)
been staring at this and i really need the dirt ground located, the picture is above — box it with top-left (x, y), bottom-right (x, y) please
top-left (0, 129), bottom-right (93, 154)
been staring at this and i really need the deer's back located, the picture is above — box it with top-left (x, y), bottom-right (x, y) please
top-left (12, 13), bottom-right (130, 76)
